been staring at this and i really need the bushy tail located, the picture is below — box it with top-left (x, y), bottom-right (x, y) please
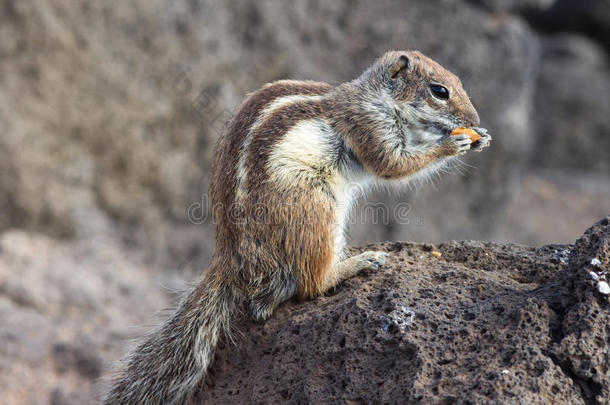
top-left (104, 268), bottom-right (236, 404)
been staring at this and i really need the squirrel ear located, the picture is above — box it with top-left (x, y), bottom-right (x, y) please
top-left (390, 55), bottom-right (410, 79)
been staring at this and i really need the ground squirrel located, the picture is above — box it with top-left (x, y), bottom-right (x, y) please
top-left (104, 50), bottom-right (491, 404)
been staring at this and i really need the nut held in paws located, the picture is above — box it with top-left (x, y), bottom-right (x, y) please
top-left (451, 127), bottom-right (481, 143)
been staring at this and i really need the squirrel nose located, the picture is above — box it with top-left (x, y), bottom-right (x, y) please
top-left (464, 109), bottom-right (480, 127)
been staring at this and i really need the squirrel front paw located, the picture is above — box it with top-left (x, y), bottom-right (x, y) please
top-left (471, 127), bottom-right (492, 152)
top-left (444, 134), bottom-right (472, 156)
top-left (356, 251), bottom-right (389, 271)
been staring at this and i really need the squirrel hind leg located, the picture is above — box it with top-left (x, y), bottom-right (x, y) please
top-left (246, 271), bottom-right (298, 323)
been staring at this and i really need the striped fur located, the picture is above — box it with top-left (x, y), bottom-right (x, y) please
top-left (104, 51), bottom-right (488, 404)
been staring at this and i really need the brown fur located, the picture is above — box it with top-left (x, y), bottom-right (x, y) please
top-left (211, 80), bottom-right (333, 247)
top-left (104, 51), bottom-right (489, 404)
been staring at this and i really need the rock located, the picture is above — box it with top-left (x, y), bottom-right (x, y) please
top-left (530, 35), bottom-right (610, 173)
top-left (493, 171), bottom-right (610, 246)
top-left (0, 230), bottom-right (169, 405)
top-left (472, 0), bottom-right (555, 13)
top-left (553, 216), bottom-right (610, 404)
top-left (194, 217), bottom-right (610, 404)
top-left (0, 0), bottom-right (540, 267)
top-left (1, 214), bottom-right (608, 404)
top-left (524, 0), bottom-right (610, 50)
top-left (0, 1), bottom-right (608, 403)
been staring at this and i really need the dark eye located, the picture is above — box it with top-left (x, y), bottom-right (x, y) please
top-left (430, 85), bottom-right (449, 100)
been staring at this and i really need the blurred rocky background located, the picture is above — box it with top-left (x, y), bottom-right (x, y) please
top-left (0, 0), bottom-right (608, 403)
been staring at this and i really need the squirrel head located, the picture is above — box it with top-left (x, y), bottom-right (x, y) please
top-left (359, 50), bottom-right (480, 135)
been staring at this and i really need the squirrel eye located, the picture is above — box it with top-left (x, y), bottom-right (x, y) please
top-left (430, 85), bottom-right (449, 100)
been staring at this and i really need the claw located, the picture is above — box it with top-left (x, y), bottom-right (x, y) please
top-left (471, 131), bottom-right (492, 152)
top-left (359, 251), bottom-right (389, 271)
top-left (473, 127), bottom-right (489, 135)
top-left (449, 134), bottom-right (472, 155)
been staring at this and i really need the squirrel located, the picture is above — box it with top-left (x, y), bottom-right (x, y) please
top-left (104, 50), bottom-right (491, 404)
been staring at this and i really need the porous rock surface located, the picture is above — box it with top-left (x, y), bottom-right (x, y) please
top-left (195, 217), bottom-right (610, 404)
top-left (1, 215), bottom-right (608, 404)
